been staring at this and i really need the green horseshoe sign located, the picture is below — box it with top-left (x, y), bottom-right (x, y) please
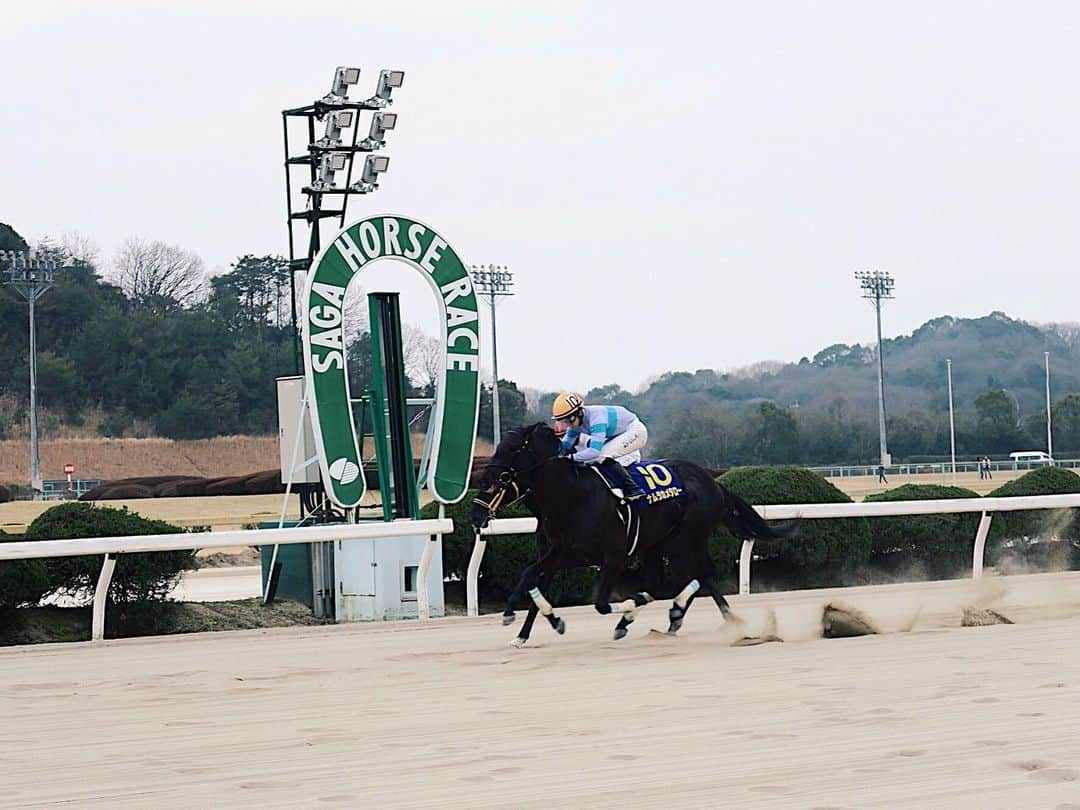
top-left (302, 215), bottom-right (481, 507)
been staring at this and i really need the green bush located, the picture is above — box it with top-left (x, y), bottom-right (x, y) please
top-left (0, 529), bottom-right (51, 610)
top-left (988, 467), bottom-right (1080, 570)
top-left (421, 493), bottom-right (597, 607)
top-left (863, 484), bottom-right (1005, 579)
top-left (988, 467), bottom-right (1080, 540)
top-left (716, 466), bottom-right (872, 588)
top-left (24, 502), bottom-right (197, 604)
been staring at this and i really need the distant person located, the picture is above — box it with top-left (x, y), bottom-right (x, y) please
top-left (978, 456), bottom-right (985, 480)
top-left (982, 456), bottom-right (993, 480)
top-left (877, 464), bottom-right (888, 484)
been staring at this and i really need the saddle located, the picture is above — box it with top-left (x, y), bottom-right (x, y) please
top-left (590, 460), bottom-right (686, 556)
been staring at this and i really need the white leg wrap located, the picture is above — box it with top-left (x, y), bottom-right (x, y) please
top-left (609, 598), bottom-right (638, 619)
top-left (529, 587), bottom-right (553, 616)
top-left (675, 579), bottom-right (701, 609)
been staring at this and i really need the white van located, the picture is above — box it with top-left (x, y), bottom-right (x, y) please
top-left (1009, 451), bottom-right (1053, 465)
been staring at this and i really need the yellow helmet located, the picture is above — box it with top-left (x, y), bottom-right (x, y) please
top-left (552, 391), bottom-right (585, 421)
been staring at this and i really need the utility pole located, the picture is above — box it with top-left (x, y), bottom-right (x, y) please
top-left (1045, 351), bottom-right (1053, 461)
top-left (470, 264), bottom-right (514, 446)
top-left (946, 359), bottom-right (957, 484)
top-left (855, 270), bottom-right (895, 467)
top-left (4, 250), bottom-right (60, 499)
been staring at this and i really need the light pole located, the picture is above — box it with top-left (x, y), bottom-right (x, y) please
top-left (282, 65), bottom-right (404, 371)
top-left (1045, 351), bottom-right (1053, 461)
top-left (470, 264), bottom-right (514, 446)
top-left (946, 358), bottom-right (956, 484)
top-left (4, 249), bottom-right (60, 499)
top-left (855, 270), bottom-right (895, 467)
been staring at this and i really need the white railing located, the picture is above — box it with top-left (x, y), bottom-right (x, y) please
top-left (456, 494), bottom-right (1080, 613)
top-left (6, 493), bottom-right (1080, 633)
top-left (809, 458), bottom-right (1080, 478)
top-left (0, 518), bottom-right (452, 642)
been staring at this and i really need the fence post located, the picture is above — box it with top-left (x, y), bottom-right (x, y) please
top-left (466, 534), bottom-right (487, 617)
top-left (91, 553), bottom-right (117, 642)
top-left (416, 503), bottom-right (444, 621)
top-left (972, 512), bottom-right (992, 578)
top-left (738, 539), bottom-right (755, 595)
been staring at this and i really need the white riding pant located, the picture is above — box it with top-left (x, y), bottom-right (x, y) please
top-left (597, 419), bottom-right (648, 466)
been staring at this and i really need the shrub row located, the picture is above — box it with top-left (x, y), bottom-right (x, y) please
top-left (0, 503), bottom-right (197, 611)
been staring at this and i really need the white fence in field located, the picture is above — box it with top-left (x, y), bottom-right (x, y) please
top-left (3, 495), bottom-right (1080, 639)
top-left (0, 518), bottom-right (452, 642)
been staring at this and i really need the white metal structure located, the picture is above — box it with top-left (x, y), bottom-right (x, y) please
top-left (452, 494), bottom-right (1080, 614)
top-left (0, 518), bottom-right (452, 642)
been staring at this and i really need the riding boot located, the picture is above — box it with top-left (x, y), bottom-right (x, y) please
top-left (601, 458), bottom-right (645, 501)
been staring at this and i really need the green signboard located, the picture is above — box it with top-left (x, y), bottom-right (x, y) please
top-left (302, 215), bottom-right (481, 507)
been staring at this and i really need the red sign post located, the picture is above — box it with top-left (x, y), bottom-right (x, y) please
top-left (64, 462), bottom-right (74, 491)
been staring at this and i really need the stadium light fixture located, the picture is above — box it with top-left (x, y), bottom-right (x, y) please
top-left (331, 66), bottom-right (361, 97)
top-left (361, 154), bottom-right (389, 185)
top-left (359, 111), bottom-right (397, 149)
top-left (367, 69), bottom-right (405, 106)
top-left (318, 110), bottom-right (355, 147)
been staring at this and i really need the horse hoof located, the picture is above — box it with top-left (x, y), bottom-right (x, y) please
top-left (501, 612), bottom-right (515, 626)
top-left (555, 618), bottom-right (566, 635)
top-left (668, 619), bottom-right (683, 634)
top-left (509, 637), bottom-right (527, 648)
top-left (613, 626), bottom-right (628, 641)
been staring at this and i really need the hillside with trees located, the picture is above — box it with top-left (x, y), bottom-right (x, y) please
top-left (3, 220), bottom-right (1079, 470)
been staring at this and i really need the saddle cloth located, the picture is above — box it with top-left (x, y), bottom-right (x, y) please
top-left (594, 460), bottom-right (685, 506)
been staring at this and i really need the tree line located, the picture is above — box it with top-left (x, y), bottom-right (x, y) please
top-left (3, 222), bottom-right (1077, 463)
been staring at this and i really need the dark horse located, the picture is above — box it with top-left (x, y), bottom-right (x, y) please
top-left (469, 423), bottom-right (797, 644)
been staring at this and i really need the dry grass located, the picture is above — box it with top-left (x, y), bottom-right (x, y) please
top-left (0, 433), bottom-right (495, 484)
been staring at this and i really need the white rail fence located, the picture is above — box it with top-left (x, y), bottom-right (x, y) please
top-left (0, 518), bottom-right (452, 642)
top-left (456, 494), bottom-right (1080, 615)
top-left (4, 495), bottom-right (1080, 636)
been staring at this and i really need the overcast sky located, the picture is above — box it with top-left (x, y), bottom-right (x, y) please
top-left (3, 1), bottom-right (1079, 394)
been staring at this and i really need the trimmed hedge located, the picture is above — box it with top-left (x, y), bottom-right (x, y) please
top-left (24, 502), bottom-right (197, 605)
top-left (421, 494), bottom-right (598, 607)
top-left (988, 467), bottom-right (1080, 540)
top-left (863, 484), bottom-right (1005, 579)
top-left (0, 528), bottom-right (51, 610)
top-left (716, 466), bottom-right (872, 588)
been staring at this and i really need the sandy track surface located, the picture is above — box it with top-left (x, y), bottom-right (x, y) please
top-left (2, 577), bottom-right (1079, 809)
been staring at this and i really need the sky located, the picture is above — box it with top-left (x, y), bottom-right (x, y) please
top-left (3, 1), bottom-right (1080, 394)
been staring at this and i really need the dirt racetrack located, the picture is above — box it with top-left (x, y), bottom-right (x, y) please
top-left (3, 575), bottom-right (1080, 809)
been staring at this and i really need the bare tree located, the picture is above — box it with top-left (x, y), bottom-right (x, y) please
top-left (401, 323), bottom-right (442, 392)
top-left (60, 231), bottom-right (101, 267)
top-left (112, 237), bottom-right (208, 310)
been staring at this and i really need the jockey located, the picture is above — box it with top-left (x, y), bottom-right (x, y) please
top-left (551, 392), bottom-right (648, 501)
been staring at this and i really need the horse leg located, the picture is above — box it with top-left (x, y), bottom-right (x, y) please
top-left (593, 554), bottom-right (648, 641)
top-left (668, 578), bottom-right (701, 634)
top-left (523, 553), bottom-right (566, 643)
top-left (504, 559), bottom-right (541, 626)
top-left (505, 525), bottom-right (552, 626)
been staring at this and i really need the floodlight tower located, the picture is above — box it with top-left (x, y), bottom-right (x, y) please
top-left (282, 66), bottom-right (404, 370)
top-left (4, 249), bottom-right (61, 498)
top-left (470, 265), bottom-right (514, 446)
top-left (855, 270), bottom-right (895, 467)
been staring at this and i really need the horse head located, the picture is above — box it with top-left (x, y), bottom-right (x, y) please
top-left (469, 422), bottom-right (560, 530)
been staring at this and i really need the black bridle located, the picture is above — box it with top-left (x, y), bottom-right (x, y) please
top-left (472, 428), bottom-right (560, 518)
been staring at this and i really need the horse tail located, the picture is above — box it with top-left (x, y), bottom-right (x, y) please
top-left (718, 485), bottom-right (800, 540)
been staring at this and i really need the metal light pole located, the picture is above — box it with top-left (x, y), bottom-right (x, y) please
top-left (946, 359), bottom-right (957, 484)
top-left (855, 270), bottom-right (895, 467)
top-left (282, 66), bottom-right (404, 372)
top-left (4, 250), bottom-right (59, 499)
top-left (470, 264), bottom-right (514, 446)
top-left (1045, 351), bottom-right (1053, 461)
